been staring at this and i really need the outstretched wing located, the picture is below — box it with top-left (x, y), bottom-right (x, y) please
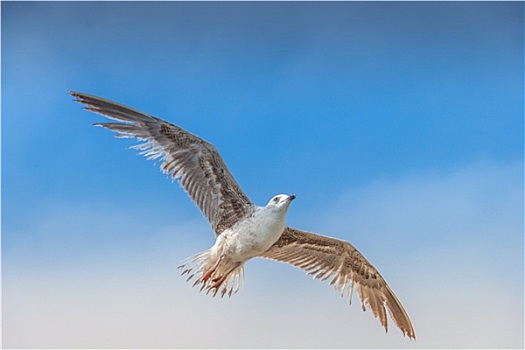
top-left (259, 227), bottom-right (416, 339)
top-left (71, 91), bottom-right (253, 235)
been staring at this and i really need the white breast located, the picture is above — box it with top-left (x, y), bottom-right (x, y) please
top-left (221, 206), bottom-right (286, 261)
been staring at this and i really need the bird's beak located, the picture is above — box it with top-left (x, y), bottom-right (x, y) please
top-left (288, 194), bottom-right (297, 201)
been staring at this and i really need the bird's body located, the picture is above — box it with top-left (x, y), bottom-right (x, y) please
top-left (180, 194), bottom-right (295, 297)
top-left (71, 91), bottom-right (416, 340)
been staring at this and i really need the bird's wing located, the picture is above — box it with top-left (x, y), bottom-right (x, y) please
top-left (259, 226), bottom-right (416, 339)
top-left (71, 91), bottom-right (253, 235)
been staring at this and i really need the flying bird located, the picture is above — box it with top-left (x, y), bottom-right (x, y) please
top-left (71, 91), bottom-right (416, 339)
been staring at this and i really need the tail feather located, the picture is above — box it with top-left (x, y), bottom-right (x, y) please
top-left (177, 249), bottom-right (245, 298)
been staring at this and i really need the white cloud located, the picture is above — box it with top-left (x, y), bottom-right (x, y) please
top-left (3, 161), bottom-right (523, 348)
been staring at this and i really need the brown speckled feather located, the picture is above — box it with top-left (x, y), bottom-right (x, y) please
top-left (70, 91), bottom-right (253, 234)
top-left (260, 227), bottom-right (416, 339)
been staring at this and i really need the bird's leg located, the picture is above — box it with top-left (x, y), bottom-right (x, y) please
top-left (202, 254), bottom-right (224, 283)
top-left (211, 261), bottom-right (242, 288)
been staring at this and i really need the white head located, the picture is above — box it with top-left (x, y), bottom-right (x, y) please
top-left (266, 194), bottom-right (297, 211)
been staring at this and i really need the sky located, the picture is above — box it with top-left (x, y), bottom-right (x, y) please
top-left (2, 1), bottom-right (523, 349)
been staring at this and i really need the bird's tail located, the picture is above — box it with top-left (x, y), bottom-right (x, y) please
top-left (177, 249), bottom-right (245, 298)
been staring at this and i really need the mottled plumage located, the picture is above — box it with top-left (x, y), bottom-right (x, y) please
top-left (71, 92), bottom-right (252, 235)
top-left (261, 227), bottom-right (415, 339)
top-left (71, 91), bottom-right (415, 340)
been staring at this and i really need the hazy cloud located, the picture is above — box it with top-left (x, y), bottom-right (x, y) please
top-left (3, 160), bottom-right (523, 348)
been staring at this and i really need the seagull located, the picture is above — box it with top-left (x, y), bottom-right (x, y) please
top-left (71, 91), bottom-right (416, 339)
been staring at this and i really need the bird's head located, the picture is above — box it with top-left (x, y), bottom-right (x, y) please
top-left (266, 194), bottom-right (297, 212)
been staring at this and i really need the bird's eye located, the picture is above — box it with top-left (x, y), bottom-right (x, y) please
top-left (273, 197), bottom-right (279, 203)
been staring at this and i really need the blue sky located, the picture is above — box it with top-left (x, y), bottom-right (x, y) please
top-left (2, 2), bottom-right (523, 348)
